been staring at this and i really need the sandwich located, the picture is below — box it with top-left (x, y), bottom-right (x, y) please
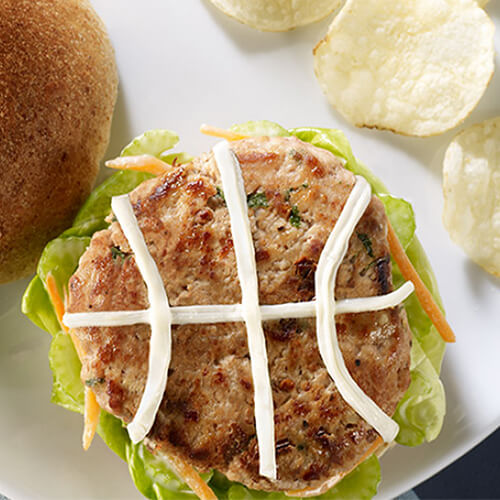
top-left (22, 121), bottom-right (452, 499)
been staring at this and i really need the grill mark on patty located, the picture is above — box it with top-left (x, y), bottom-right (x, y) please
top-left (107, 379), bottom-right (125, 412)
top-left (268, 319), bottom-right (303, 342)
top-left (375, 255), bottom-right (391, 294)
top-left (134, 169), bottom-right (185, 216)
top-left (276, 438), bottom-right (292, 455)
top-left (294, 257), bottom-right (317, 294)
top-left (303, 463), bottom-right (325, 482)
top-left (279, 378), bottom-right (295, 392)
top-left (303, 152), bottom-right (324, 177)
top-left (166, 399), bottom-right (200, 423)
top-left (255, 248), bottom-right (270, 262)
top-left (314, 428), bottom-right (346, 465)
top-left (185, 179), bottom-right (209, 197)
top-left (222, 424), bottom-right (253, 464)
top-left (193, 207), bottom-right (214, 225)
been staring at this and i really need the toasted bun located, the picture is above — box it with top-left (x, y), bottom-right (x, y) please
top-left (0, 0), bottom-right (118, 283)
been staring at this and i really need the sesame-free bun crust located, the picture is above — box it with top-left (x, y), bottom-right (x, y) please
top-left (0, 0), bottom-right (118, 283)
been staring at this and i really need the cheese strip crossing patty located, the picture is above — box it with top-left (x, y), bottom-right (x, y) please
top-left (315, 176), bottom-right (399, 443)
top-left (111, 195), bottom-right (173, 444)
top-left (213, 140), bottom-right (277, 479)
top-left (64, 282), bottom-right (414, 328)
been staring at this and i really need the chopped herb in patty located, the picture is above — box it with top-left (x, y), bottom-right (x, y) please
top-left (247, 191), bottom-right (268, 208)
top-left (289, 205), bottom-right (301, 228)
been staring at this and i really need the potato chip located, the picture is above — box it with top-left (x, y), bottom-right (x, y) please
top-left (207, 0), bottom-right (341, 32)
top-left (313, 0), bottom-right (495, 137)
top-left (443, 117), bottom-right (500, 277)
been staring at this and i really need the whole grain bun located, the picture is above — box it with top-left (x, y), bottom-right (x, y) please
top-left (0, 0), bottom-right (118, 283)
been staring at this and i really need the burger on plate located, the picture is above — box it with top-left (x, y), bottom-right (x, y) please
top-left (22, 121), bottom-right (451, 499)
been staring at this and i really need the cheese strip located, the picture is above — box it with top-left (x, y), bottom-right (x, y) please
top-left (111, 195), bottom-right (173, 444)
top-left (315, 176), bottom-right (399, 443)
top-left (64, 282), bottom-right (414, 327)
top-left (213, 140), bottom-right (276, 479)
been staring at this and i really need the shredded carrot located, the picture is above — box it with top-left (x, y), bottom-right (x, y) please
top-left (46, 273), bottom-right (68, 333)
top-left (83, 387), bottom-right (100, 450)
top-left (200, 124), bottom-right (248, 141)
top-left (387, 221), bottom-right (456, 343)
top-left (45, 273), bottom-right (101, 449)
top-left (166, 453), bottom-right (217, 500)
top-left (105, 154), bottom-right (171, 176)
top-left (286, 436), bottom-right (383, 497)
top-left (46, 274), bottom-right (86, 352)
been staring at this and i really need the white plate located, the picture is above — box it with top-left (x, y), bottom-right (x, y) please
top-left (1, 1), bottom-right (499, 498)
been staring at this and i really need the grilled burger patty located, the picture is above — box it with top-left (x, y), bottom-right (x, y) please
top-left (67, 136), bottom-right (411, 492)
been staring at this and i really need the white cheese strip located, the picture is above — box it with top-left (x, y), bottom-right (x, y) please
top-left (111, 195), bottom-right (173, 444)
top-left (213, 141), bottom-right (276, 480)
top-left (65, 309), bottom-right (150, 327)
top-left (335, 281), bottom-right (414, 314)
top-left (315, 176), bottom-right (399, 443)
top-left (64, 282), bottom-right (414, 327)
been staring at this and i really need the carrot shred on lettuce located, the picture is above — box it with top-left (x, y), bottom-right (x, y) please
top-left (105, 154), bottom-right (171, 176)
top-left (45, 273), bottom-right (67, 332)
top-left (83, 387), bottom-right (100, 451)
top-left (387, 221), bottom-right (456, 343)
top-left (166, 453), bottom-right (218, 500)
top-left (45, 274), bottom-right (85, 353)
top-left (45, 273), bottom-right (101, 449)
top-left (200, 124), bottom-right (248, 141)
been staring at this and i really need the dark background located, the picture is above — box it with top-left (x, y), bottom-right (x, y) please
top-left (415, 428), bottom-right (500, 499)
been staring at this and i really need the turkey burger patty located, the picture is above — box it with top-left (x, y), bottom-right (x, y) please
top-left (67, 136), bottom-right (411, 492)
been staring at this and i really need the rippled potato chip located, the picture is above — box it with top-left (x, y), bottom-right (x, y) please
top-left (208, 0), bottom-right (341, 32)
top-left (443, 117), bottom-right (500, 276)
top-left (314, 0), bottom-right (495, 137)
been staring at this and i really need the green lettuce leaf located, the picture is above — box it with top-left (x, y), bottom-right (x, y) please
top-left (289, 127), bottom-right (387, 195)
top-left (37, 236), bottom-right (91, 293)
top-left (418, 326), bottom-right (445, 375)
top-left (394, 340), bottom-right (445, 446)
top-left (160, 151), bottom-right (194, 165)
top-left (230, 120), bottom-right (290, 137)
top-left (69, 170), bottom-right (154, 237)
top-left (121, 129), bottom-right (179, 158)
top-left (98, 411), bottom-right (129, 461)
top-left (379, 194), bottom-right (416, 250)
top-left (127, 441), bottom-right (213, 500)
top-left (49, 331), bottom-right (84, 413)
top-left (22, 125), bottom-right (448, 499)
top-left (317, 454), bottom-right (380, 500)
top-left (21, 276), bottom-right (60, 336)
